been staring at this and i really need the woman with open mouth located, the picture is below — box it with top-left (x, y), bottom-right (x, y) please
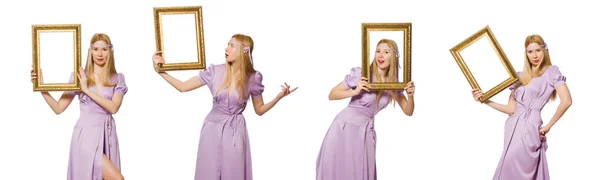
top-left (30, 33), bottom-right (128, 180)
top-left (472, 34), bottom-right (573, 180)
top-left (316, 39), bottom-right (416, 180)
top-left (152, 33), bottom-right (297, 180)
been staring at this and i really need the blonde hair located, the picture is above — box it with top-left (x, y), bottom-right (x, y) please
top-left (84, 33), bottom-right (117, 87)
top-left (513, 34), bottom-right (557, 101)
top-left (216, 34), bottom-right (256, 102)
top-left (369, 39), bottom-right (400, 107)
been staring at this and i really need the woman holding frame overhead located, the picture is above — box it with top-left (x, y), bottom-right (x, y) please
top-left (152, 34), bottom-right (297, 180)
top-left (472, 34), bottom-right (572, 180)
top-left (30, 33), bottom-right (127, 180)
top-left (316, 39), bottom-right (416, 180)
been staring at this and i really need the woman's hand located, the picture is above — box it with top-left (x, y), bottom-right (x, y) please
top-left (152, 51), bottom-right (165, 73)
top-left (404, 81), bottom-right (415, 97)
top-left (352, 77), bottom-right (371, 95)
top-left (539, 125), bottom-right (551, 140)
top-left (472, 89), bottom-right (483, 102)
top-left (78, 67), bottom-right (89, 93)
top-left (30, 66), bottom-right (43, 84)
top-left (277, 82), bottom-right (298, 99)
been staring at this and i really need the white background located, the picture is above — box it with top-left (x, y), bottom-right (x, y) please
top-left (1, 0), bottom-right (597, 179)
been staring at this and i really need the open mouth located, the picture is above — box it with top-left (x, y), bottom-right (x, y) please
top-left (225, 53), bottom-right (229, 58)
top-left (377, 60), bottom-right (384, 64)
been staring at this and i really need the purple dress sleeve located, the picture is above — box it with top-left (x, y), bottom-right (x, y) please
top-left (343, 67), bottom-right (362, 89)
top-left (547, 65), bottom-right (566, 89)
top-left (250, 72), bottom-right (265, 99)
top-left (197, 64), bottom-right (216, 87)
top-left (509, 72), bottom-right (523, 91)
top-left (67, 72), bottom-right (80, 96)
top-left (396, 90), bottom-right (405, 96)
top-left (114, 73), bottom-right (128, 95)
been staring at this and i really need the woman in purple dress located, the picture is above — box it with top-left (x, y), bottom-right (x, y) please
top-left (472, 34), bottom-right (572, 180)
top-left (316, 39), bottom-right (416, 180)
top-left (30, 33), bottom-right (127, 180)
top-left (151, 34), bottom-right (297, 180)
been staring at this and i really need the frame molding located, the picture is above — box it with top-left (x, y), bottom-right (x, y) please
top-left (361, 22), bottom-right (412, 90)
top-left (449, 25), bottom-right (519, 102)
top-left (31, 24), bottom-right (82, 92)
top-left (153, 6), bottom-right (206, 72)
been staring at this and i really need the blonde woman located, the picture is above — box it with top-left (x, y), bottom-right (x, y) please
top-left (472, 34), bottom-right (572, 179)
top-left (316, 39), bottom-right (415, 180)
top-left (152, 34), bottom-right (297, 180)
top-left (30, 33), bottom-right (127, 180)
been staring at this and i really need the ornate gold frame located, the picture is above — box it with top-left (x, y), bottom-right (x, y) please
top-left (31, 24), bottom-right (82, 92)
top-left (153, 6), bottom-right (206, 72)
top-left (449, 25), bottom-right (519, 102)
top-left (361, 23), bottom-right (412, 90)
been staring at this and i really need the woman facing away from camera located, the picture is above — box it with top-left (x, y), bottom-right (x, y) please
top-left (151, 33), bottom-right (297, 180)
top-left (30, 33), bottom-right (127, 180)
top-left (472, 34), bottom-right (572, 180)
top-left (316, 39), bottom-right (416, 180)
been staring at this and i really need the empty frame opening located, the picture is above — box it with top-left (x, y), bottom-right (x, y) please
top-left (39, 31), bottom-right (75, 84)
top-left (159, 13), bottom-right (199, 64)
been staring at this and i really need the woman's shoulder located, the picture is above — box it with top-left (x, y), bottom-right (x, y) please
top-left (542, 65), bottom-right (561, 76)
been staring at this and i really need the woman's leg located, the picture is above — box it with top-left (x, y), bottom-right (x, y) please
top-left (102, 154), bottom-right (124, 180)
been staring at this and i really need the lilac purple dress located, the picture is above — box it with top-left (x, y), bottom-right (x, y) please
top-left (194, 64), bottom-right (264, 180)
top-left (66, 72), bottom-right (128, 180)
top-left (316, 67), bottom-right (403, 180)
top-left (493, 65), bottom-right (566, 180)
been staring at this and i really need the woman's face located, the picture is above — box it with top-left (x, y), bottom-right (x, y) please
top-left (526, 43), bottom-right (545, 67)
top-left (374, 43), bottom-right (394, 70)
top-left (91, 40), bottom-right (110, 66)
top-left (225, 38), bottom-right (241, 63)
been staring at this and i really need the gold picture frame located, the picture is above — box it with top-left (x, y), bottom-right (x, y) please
top-left (361, 23), bottom-right (412, 90)
top-left (153, 6), bottom-right (206, 72)
top-left (31, 24), bottom-right (82, 92)
top-left (449, 25), bottom-right (519, 102)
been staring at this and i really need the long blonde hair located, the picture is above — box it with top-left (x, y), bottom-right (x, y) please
top-left (513, 34), bottom-right (557, 101)
top-left (369, 39), bottom-right (400, 107)
top-left (216, 34), bottom-right (256, 102)
top-left (85, 33), bottom-right (117, 87)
